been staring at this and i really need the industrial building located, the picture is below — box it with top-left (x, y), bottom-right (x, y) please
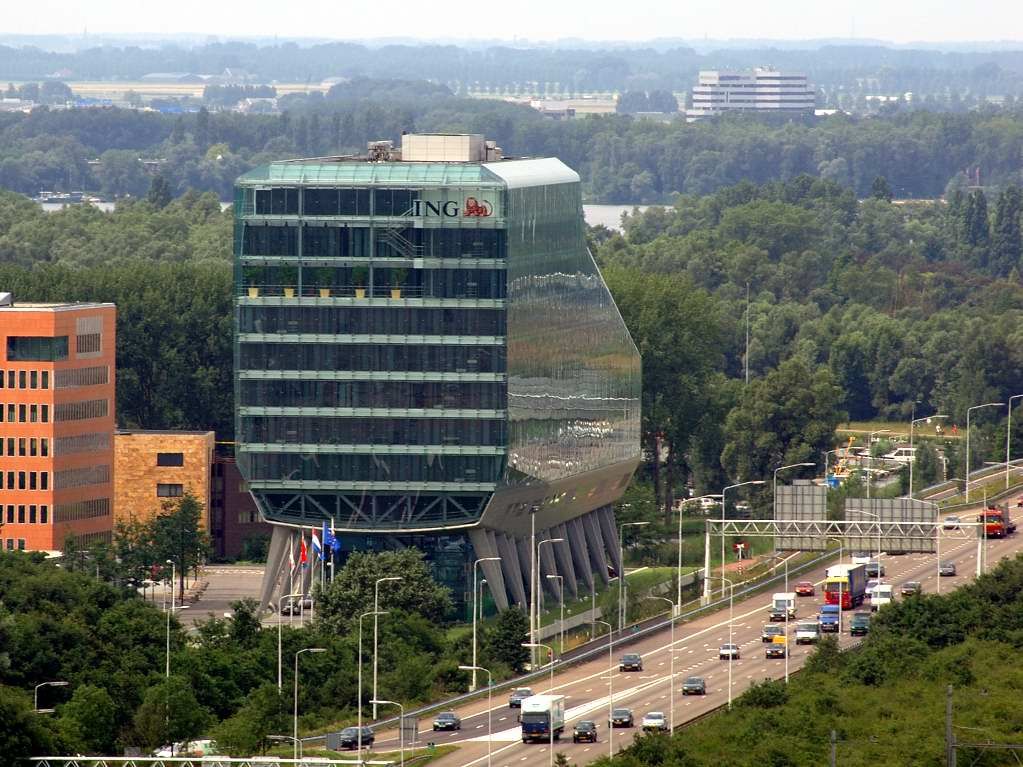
top-left (689, 69), bottom-right (816, 118)
top-left (232, 133), bottom-right (642, 613)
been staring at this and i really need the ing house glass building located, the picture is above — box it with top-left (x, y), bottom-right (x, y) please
top-left (234, 134), bottom-right (641, 613)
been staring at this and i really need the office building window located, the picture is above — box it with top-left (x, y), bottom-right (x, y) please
top-left (17, 539), bottom-right (24, 551)
top-left (76, 333), bottom-right (102, 355)
top-left (40, 505), bottom-right (48, 524)
top-left (4, 506), bottom-right (11, 523)
top-left (29, 505), bottom-right (36, 523)
top-left (19, 370), bottom-right (26, 388)
top-left (157, 483), bottom-right (184, 497)
top-left (54, 498), bottom-right (110, 522)
top-left (55, 366), bottom-right (108, 389)
top-left (17, 505), bottom-right (25, 523)
top-left (30, 370), bottom-right (37, 389)
top-left (41, 370), bottom-right (48, 389)
top-left (6, 336), bottom-right (69, 361)
top-left (5, 539), bottom-right (12, 550)
top-left (157, 452), bottom-right (185, 467)
top-left (54, 399), bottom-right (107, 422)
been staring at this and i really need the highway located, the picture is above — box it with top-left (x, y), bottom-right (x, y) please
top-left (361, 511), bottom-right (1022, 767)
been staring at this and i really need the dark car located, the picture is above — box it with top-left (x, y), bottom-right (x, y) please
top-left (849, 612), bottom-right (871, 636)
top-left (619, 653), bottom-right (643, 672)
top-left (765, 640), bottom-right (786, 659)
top-left (865, 561), bottom-right (886, 578)
top-left (901, 582), bottom-right (922, 596)
top-left (609, 708), bottom-right (634, 727)
top-left (939, 562), bottom-right (957, 577)
top-left (768, 607), bottom-right (788, 622)
top-left (337, 726), bottom-right (375, 749)
top-left (681, 676), bottom-right (706, 695)
top-left (573, 720), bottom-right (598, 743)
top-left (508, 687), bottom-right (533, 708)
top-left (433, 712), bottom-right (461, 731)
top-left (761, 624), bottom-right (784, 642)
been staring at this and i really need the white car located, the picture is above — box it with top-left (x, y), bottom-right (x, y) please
top-left (943, 516), bottom-right (961, 530)
top-left (719, 643), bottom-right (741, 660)
top-left (851, 552), bottom-right (872, 566)
top-left (641, 711), bottom-right (669, 732)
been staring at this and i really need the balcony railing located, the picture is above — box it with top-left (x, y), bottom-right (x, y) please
top-left (239, 284), bottom-right (497, 300)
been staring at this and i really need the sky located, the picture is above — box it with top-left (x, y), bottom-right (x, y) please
top-left (5, 0), bottom-right (1023, 45)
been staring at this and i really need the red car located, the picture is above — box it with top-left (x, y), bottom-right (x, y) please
top-left (795, 581), bottom-right (815, 597)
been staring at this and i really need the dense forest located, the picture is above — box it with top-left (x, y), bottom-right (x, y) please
top-left (1, 39), bottom-right (1023, 102)
top-left (1, 94), bottom-right (1022, 201)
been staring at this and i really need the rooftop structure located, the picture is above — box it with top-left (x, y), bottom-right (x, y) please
top-left (233, 134), bottom-right (641, 614)
top-left (689, 69), bottom-right (816, 119)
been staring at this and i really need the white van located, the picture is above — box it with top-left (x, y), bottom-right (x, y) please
top-left (882, 447), bottom-right (916, 465)
top-left (871, 584), bottom-right (894, 610)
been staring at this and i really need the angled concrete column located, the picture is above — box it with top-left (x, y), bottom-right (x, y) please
top-left (258, 524), bottom-right (291, 612)
top-left (597, 505), bottom-right (623, 578)
top-left (552, 523), bottom-right (579, 600)
top-left (566, 517), bottom-right (595, 592)
top-left (468, 528), bottom-right (509, 611)
top-left (496, 532), bottom-right (528, 608)
top-left (582, 512), bottom-right (610, 586)
top-left (537, 529), bottom-right (559, 601)
top-left (517, 536), bottom-right (536, 610)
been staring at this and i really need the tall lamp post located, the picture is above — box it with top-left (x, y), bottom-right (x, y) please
top-left (1007, 396), bottom-right (1023, 490)
top-left (370, 699), bottom-right (405, 767)
top-left (358, 610), bottom-right (387, 760)
top-left (471, 557), bottom-right (500, 691)
top-left (546, 574), bottom-right (565, 658)
top-left (293, 648), bottom-right (326, 760)
top-left (674, 495), bottom-right (721, 608)
top-left (649, 595), bottom-right (676, 730)
top-left (967, 402), bottom-right (1004, 501)
top-left (593, 619), bottom-right (613, 762)
top-left (277, 590), bottom-right (303, 691)
top-left (773, 463), bottom-right (814, 517)
top-left (710, 481), bottom-right (765, 600)
top-left (372, 576), bottom-right (403, 719)
top-left (705, 575), bottom-right (735, 709)
top-left (522, 642), bottom-right (556, 767)
top-left (865, 429), bottom-right (891, 501)
top-left (536, 537), bottom-right (564, 647)
top-left (618, 522), bottom-right (649, 630)
top-left (459, 665), bottom-right (493, 767)
top-left (909, 413), bottom-right (948, 497)
top-left (33, 681), bottom-right (68, 713)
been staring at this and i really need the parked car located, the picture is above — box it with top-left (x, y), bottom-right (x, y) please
top-left (761, 624), bottom-right (785, 642)
top-left (681, 676), bottom-right (706, 695)
top-left (337, 727), bottom-right (375, 750)
top-left (765, 637), bottom-right (787, 658)
top-left (433, 712), bottom-right (461, 731)
top-left (794, 581), bottom-right (816, 597)
top-left (619, 653), bottom-right (643, 672)
top-left (901, 582), bottom-right (922, 596)
top-left (641, 711), bottom-right (669, 732)
top-left (940, 562), bottom-right (957, 577)
top-left (849, 612), bottom-right (871, 636)
top-left (508, 688), bottom-right (533, 708)
top-left (572, 721), bottom-right (598, 743)
top-left (609, 708), bottom-right (634, 727)
top-left (719, 643), bottom-right (741, 660)
top-left (865, 561), bottom-right (886, 577)
top-left (943, 516), bottom-right (961, 530)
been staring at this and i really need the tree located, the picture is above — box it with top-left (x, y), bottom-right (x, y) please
top-left (150, 493), bottom-right (211, 602)
top-left (484, 607), bottom-right (529, 673)
top-left (211, 683), bottom-right (285, 756)
top-left (132, 677), bottom-right (211, 752)
top-left (315, 549), bottom-right (452, 633)
top-left (0, 685), bottom-right (55, 762)
top-left (870, 175), bottom-right (893, 202)
top-left (57, 684), bottom-right (118, 754)
top-left (146, 174), bottom-right (173, 209)
top-left (990, 184), bottom-right (1022, 277)
top-left (913, 442), bottom-right (941, 492)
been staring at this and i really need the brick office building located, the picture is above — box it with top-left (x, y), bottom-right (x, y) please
top-left (0, 294), bottom-right (117, 553)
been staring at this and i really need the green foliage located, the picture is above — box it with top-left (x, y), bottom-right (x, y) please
top-left (735, 678), bottom-right (789, 709)
top-left (56, 684), bottom-right (118, 754)
top-left (150, 494), bottom-right (211, 601)
top-left (0, 685), bottom-right (55, 763)
top-left (483, 607), bottom-right (530, 673)
top-left (132, 676), bottom-right (212, 751)
top-left (211, 683), bottom-right (286, 756)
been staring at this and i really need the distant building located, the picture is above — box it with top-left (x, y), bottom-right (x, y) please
top-left (689, 69), bottom-right (815, 119)
top-left (113, 430), bottom-right (215, 526)
top-left (0, 293), bottom-right (116, 553)
top-left (210, 448), bottom-right (270, 560)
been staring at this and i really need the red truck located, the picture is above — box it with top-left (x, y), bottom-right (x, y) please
top-left (979, 505), bottom-right (1016, 538)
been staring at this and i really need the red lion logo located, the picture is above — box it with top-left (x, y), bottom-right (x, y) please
top-left (464, 197), bottom-right (492, 217)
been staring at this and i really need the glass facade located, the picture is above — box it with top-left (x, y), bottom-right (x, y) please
top-left (235, 152), bottom-right (641, 607)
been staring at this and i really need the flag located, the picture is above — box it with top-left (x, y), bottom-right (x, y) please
top-left (299, 535), bottom-right (308, 567)
top-left (311, 528), bottom-right (323, 560)
top-left (288, 535), bottom-right (296, 571)
top-left (324, 521), bottom-right (340, 553)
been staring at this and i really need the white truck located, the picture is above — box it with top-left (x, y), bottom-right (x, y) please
top-left (795, 622), bottom-right (820, 644)
top-left (520, 695), bottom-right (566, 743)
top-left (771, 592), bottom-right (797, 619)
top-left (871, 584), bottom-right (894, 611)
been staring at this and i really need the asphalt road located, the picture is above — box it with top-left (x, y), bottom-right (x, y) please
top-left (356, 513), bottom-right (1023, 767)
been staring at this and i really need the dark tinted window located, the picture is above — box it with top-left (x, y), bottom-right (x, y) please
top-left (7, 336), bottom-right (69, 361)
top-left (255, 188), bottom-right (299, 215)
top-left (157, 452), bottom-right (184, 467)
top-left (373, 188), bottom-right (419, 216)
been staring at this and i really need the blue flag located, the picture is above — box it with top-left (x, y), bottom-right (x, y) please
top-left (323, 521), bottom-right (341, 553)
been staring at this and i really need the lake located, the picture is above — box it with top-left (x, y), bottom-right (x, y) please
top-left (582, 203), bottom-right (650, 231)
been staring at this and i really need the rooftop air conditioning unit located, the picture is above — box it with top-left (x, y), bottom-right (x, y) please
top-left (0, 292), bottom-right (12, 306)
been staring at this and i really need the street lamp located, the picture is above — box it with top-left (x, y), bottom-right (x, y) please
top-left (294, 648), bottom-right (326, 760)
top-left (267, 735), bottom-right (301, 758)
top-left (370, 699), bottom-right (405, 767)
top-left (546, 575), bottom-right (565, 658)
top-left (823, 448), bottom-right (841, 488)
top-left (471, 557), bottom-right (500, 692)
top-left (763, 553), bottom-right (793, 684)
top-left (674, 495), bottom-right (721, 608)
top-left (773, 463), bottom-right (815, 517)
top-left (458, 665), bottom-right (493, 767)
top-left (277, 591), bottom-right (303, 691)
top-left (909, 413), bottom-right (948, 497)
top-left (33, 681), bottom-right (68, 713)
top-left (373, 576), bottom-right (403, 720)
top-left (165, 602), bottom-right (188, 678)
top-left (358, 610), bottom-right (387, 760)
top-left (865, 429), bottom-right (891, 501)
top-left (522, 642), bottom-right (556, 767)
top-left (711, 481), bottom-right (765, 600)
top-left (593, 619), bottom-right (613, 762)
top-left (705, 575), bottom-right (735, 709)
top-left (536, 537), bottom-right (564, 643)
top-left (967, 402), bottom-right (1004, 501)
top-left (618, 522), bottom-right (649, 629)
top-left (649, 595), bottom-right (676, 730)
top-left (1007, 396), bottom-right (1023, 490)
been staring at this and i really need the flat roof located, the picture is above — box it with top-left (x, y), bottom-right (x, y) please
top-left (0, 301), bottom-right (115, 311)
top-left (116, 429), bottom-right (215, 436)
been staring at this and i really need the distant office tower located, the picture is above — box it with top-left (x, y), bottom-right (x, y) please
top-left (690, 69), bottom-right (816, 118)
top-left (233, 134), bottom-right (642, 613)
top-left (0, 294), bottom-right (116, 553)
